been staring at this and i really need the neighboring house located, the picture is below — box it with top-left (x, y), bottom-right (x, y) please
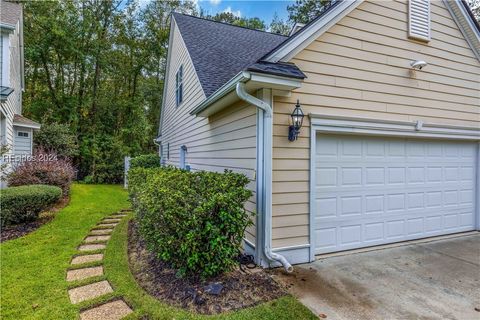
top-left (157, 0), bottom-right (480, 270)
top-left (0, 1), bottom-right (40, 178)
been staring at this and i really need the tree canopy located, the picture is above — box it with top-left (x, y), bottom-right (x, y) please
top-left (23, 0), bottom-right (310, 183)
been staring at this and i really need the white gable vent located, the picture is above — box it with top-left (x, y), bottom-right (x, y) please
top-left (408, 0), bottom-right (431, 42)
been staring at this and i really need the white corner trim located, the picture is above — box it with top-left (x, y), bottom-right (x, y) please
top-left (477, 142), bottom-right (480, 230)
top-left (309, 114), bottom-right (480, 140)
top-left (265, 0), bottom-right (364, 63)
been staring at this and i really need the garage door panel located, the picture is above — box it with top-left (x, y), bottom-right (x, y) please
top-left (314, 134), bottom-right (477, 255)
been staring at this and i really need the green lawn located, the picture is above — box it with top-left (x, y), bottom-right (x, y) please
top-left (1, 184), bottom-right (316, 320)
top-left (0, 184), bottom-right (130, 319)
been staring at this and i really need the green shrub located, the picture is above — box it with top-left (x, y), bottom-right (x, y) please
top-left (128, 167), bottom-right (253, 279)
top-left (130, 154), bottom-right (161, 169)
top-left (34, 122), bottom-right (78, 159)
top-left (0, 185), bottom-right (62, 226)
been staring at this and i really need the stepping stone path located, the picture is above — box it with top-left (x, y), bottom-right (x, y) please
top-left (66, 211), bottom-right (133, 319)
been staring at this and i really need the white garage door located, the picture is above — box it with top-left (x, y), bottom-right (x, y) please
top-left (314, 134), bottom-right (478, 254)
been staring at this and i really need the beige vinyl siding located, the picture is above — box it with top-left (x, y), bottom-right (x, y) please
top-left (160, 20), bottom-right (257, 243)
top-left (271, 0), bottom-right (480, 249)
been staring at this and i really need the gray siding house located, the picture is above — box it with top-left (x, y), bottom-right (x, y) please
top-left (1, 0), bottom-right (40, 185)
top-left (158, 0), bottom-right (480, 270)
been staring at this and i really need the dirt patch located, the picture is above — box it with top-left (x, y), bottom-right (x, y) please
top-left (128, 220), bottom-right (286, 314)
top-left (1, 196), bottom-right (70, 243)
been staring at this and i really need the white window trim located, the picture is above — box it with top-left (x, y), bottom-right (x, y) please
top-left (17, 131), bottom-right (29, 137)
top-left (175, 65), bottom-right (183, 107)
top-left (308, 114), bottom-right (480, 261)
top-left (1, 32), bottom-right (10, 88)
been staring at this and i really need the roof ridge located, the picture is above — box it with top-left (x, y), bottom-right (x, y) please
top-left (172, 12), bottom-right (289, 38)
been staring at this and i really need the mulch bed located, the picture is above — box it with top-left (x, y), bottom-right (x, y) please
top-left (128, 220), bottom-right (287, 314)
top-left (0, 196), bottom-right (70, 243)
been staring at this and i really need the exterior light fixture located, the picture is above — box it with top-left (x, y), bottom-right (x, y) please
top-left (288, 100), bottom-right (304, 141)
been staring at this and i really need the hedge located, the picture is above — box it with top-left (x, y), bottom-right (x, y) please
top-left (0, 185), bottom-right (62, 226)
top-left (130, 154), bottom-right (161, 170)
top-left (128, 167), bottom-right (253, 278)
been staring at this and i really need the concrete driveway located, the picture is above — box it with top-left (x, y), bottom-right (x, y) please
top-left (273, 233), bottom-right (480, 319)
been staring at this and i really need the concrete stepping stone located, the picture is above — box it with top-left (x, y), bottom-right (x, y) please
top-left (78, 244), bottom-right (106, 251)
top-left (67, 266), bottom-right (103, 282)
top-left (89, 229), bottom-right (112, 236)
top-left (68, 280), bottom-right (113, 304)
top-left (84, 235), bottom-right (111, 243)
top-left (102, 219), bottom-right (121, 224)
top-left (71, 254), bottom-right (104, 265)
top-left (80, 300), bottom-right (133, 320)
top-left (96, 223), bottom-right (117, 228)
top-left (109, 215), bottom-right (126, 218)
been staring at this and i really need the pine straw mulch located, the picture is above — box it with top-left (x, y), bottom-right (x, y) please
top-left (128, 220), bottom-right (287, 314)
top-left (0, 196), bottom-right (70, 243)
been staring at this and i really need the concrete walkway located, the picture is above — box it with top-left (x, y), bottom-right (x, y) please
top-left (274, 233), bottom-right (480, 320)
top-left (66, 210), bottom-right (133, 320)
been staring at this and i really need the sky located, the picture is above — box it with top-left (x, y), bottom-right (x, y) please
top-left (196, 0), bottom-right (295, 23)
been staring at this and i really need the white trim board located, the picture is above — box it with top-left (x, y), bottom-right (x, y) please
top-left (308, 115), bottom-right (480, 261)
top-left (309, 115), bottom-right (480, 140)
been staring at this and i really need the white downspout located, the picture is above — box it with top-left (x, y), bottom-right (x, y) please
top-left (236, 82), bottom-right (293, 273)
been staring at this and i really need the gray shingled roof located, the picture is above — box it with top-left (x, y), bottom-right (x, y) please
top-left (1, 0), bottom-right (22, 27)
top-left (172, 13), bottom-right (305, 98)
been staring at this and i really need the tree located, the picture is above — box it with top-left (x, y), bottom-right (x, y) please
top-left (468, 0), bottom-right (480, 21)
top-left (287, 0), bottom-right (332, 24)
top-left (269, 13), bottom-right (291, 35)
top-left (201, 11), bottom-right (266, 31)
top-left (23, 0), bottom-right (197, 183)
top-left (34, 121), bottom-right (79, 159)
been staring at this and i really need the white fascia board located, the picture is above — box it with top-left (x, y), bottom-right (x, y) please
top-left (190, 72), bottom-right (246, 117)
top-left (310, 114), bottom-right (480, 140)
top-left (0, 23), bottom-right (15, 32)
top-left (191, 71), bottom-right (303, 117)
top-left (265, 0), bottom-right (364, 63)
top-left (157, 17), bottom-right (176, 136)
top-left (443, 0), bottom-right (480, 61)
top-left (13, 122), bottom-right (41, 130)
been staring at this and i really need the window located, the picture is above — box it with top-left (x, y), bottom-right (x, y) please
top-left (175, 65), bottom-right (183, 107)
top-left (17, 131), bottom-right (29, 137)
top-left (1, 32), bottom-right (11, 88)
top-left (179, 145), bottom-right (187, 169)
top-left (167, 143), bottom-right (170, 160)
top-left (408, 0), bottom-right (430, 42)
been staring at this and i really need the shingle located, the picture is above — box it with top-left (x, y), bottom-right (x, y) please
top-left (246, 61), bottom-right (306, 79)
top-left (1, 1), bottom-right (22, 27)
top-left (173, 13), bottom-right (289, 97)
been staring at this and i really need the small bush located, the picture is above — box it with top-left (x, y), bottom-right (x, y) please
top-left (33, 122), bottom-right (78, 159)
top-left (0, 184), bottom-right (62, 226)
top-left (8, 150), bottom-right (75, 195)
top-left (128, 167), bottom-right (253, 279)
top-left (130, 154), bottom-right (161, 169)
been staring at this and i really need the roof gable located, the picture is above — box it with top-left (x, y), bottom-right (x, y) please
top-left (172, 13), bottom-right (288, 97)
top-left (264, 0), bottom-right (480, 63)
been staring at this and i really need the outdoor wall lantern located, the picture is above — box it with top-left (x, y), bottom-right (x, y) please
top-left (288, 100), bottom-right (304, 141)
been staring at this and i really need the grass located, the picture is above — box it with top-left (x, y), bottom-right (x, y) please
top-left (1, 183), bottom-right (316, 320)
top-left (0, 184), bottom-right (130, 320)
top-left (104, 214), bottom-right (317, 320)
